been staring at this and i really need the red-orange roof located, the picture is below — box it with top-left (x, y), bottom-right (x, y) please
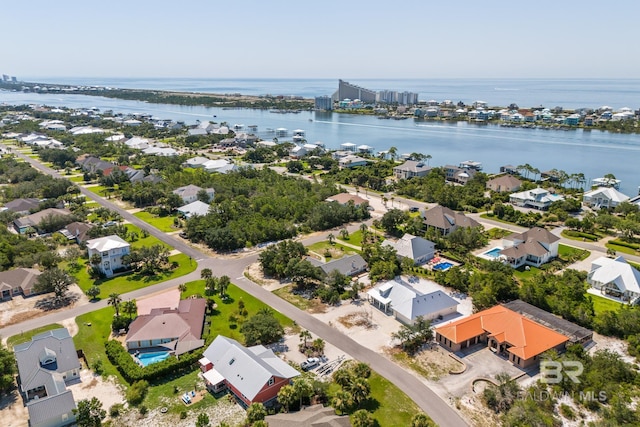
top-left (435, 305), bottom-right (568, 360)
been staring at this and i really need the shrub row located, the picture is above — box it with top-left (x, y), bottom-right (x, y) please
top-left (609, 239), bottom-right (640, 250)
top-left (104, 340), bottom-right (202, 384)
top-left (563, 230), bottom-right (599, 241)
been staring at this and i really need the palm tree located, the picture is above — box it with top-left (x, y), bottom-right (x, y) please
top-left (299, 330), bottom-right (312, 348)
top-left (327, 233), bottom-right (335, 245)
top-left (339, 229), bottom-right (349, 240)
top-left (312, 338), bottom-right (325, 355)
top-left (218, 275), bottom-right (230, 298)
top-left (108, 293), bottom-right (122, 317)
top-left (425, 154), bottom-right (432, 166)
top-left (122, 299), bottom-right (137, 320)
top-left (178, 283), bottom-right (187, 293)
top-left (349, 377), bottom-right (371, 406)
top-left (293, 377), bottom-right (313, 409)
top-left (388, 146), bottom-right (397, 161)
top-left (277, 384), bottom-right (296, 413)
top-left (331, 390), bottom-right (353, 415)
top-left (201, 268), bottom-right (212, 281)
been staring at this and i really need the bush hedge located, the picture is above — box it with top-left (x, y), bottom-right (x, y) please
top-left (609, 239), bottom-right (640, 250)
top-left (105, 340), bottom-right (202, 384)
top-left (563, 230), bottom-right (599, 241)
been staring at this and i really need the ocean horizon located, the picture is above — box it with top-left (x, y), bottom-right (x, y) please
top-left (17, 77), bottom-right (640, 111)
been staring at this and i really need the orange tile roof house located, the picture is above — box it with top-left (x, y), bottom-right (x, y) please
top-left (435, 304), bottom-right (570, 368)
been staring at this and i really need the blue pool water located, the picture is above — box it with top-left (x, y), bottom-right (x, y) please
top-left (484, 248), bottom-right (503, 258)
top-left (136, 351), bottom-right (170, 367)
top-left (433, 262), bottom-right (453, 271)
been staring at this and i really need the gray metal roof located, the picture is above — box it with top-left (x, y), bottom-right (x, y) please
top-left (14, 328), bottom-right (81, 393)
top-left (203, 336), bottom-right (299, 401)
top-left (27, 389), bottom-right (76, 426)
top-left (382, 234), bottom-right (434, 261)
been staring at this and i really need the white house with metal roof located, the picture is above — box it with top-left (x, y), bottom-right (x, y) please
top-left (177, 200), bottom-right (211, 218)
top-left (588, 256), bottom-right (640, 304)
top-left (367, 279), bottom-right (458, 325)
top-left (509, 188), bottom-right (564, 210)
top-left (86, 235), bottom-right (130, 277)
top-left (200, 336), bottom-right (300, 406)
top-left (14, 328), bottom-right (80, 427)
top-left (583, 187), bottom-right (629, 209)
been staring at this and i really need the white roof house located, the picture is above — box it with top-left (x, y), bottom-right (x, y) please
top-left (178, 201), bottom-right (211, 218)
top-left (183, 156), bottom-right (211, 168)
top-left (203, 159), bottom-right (236, 174)
top-left (583, 187), bottom-right (629, 209)
top-left (509, 188), bottom-right (564, 210)
top-left (588, 256), bottom-right (640, 303)
top-left (382, 234), bottom-right (435, 265)
top-left (142, 146), bottom-right (178, 156)
top-left (201, 336), bottom-right (300, 405)
top-left (86, 235), bottom-right (129, 252)
top-left (125, 136), bottom-right (151, 150)
top-left (367, 279), bottom-right (458, 325)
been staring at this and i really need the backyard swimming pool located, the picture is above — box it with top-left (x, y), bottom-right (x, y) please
top-left (483, 247), bottom-right (503, 258)
top-left (135, 351), bottom-right (171, 367)
top-left (433, 262), bottom-right (454, 271)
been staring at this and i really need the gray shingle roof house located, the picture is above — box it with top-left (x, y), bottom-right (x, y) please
top-left (367, 279), bottom-right (458, 325)
top-left (14, 328), bottom-right (80, 427)
top-left (13, 208), bottom-right (73, 234)
top-left (421, 205), bottom-right (480, 236)
top-left (200, 335), bottom-right (300, 406)
top-left (382, 233), bottom-right (435, 265)
top-left (0, 267), bottom-right (42, 300)
top-left (393, 160), bottom-right (432, 180)
top-left (126, 298), bottom-right (206, 356)
top-left (306, 254), bottom-right (367, 276)
top-left (3, 197), bottom-right (41, 215)
top-left (486, 175), bottom-right (522, 193)
top-left (499, 227), bottom-right (560, 268)
top-left (172, 184), bottom-right (215, 204)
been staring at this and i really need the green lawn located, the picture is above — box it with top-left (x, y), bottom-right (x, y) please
top-left (72, 253), bottom-right (196, 299)
top-left (6, 324), bottom-right (64, 348)
top-left (134, 211), bottom-right (179, 233)
top-left (183, 280), bottom-right (294, 344)
top-left (558, 244), bottom-right (590, 261)
top-left (479, 213), bottom-right (518, 225)
top-left (85, 185), bottom-right (112, 197)
top-left (307, 241), bottom-right (358, 257)
top-left (69, 175), bottom-right (88, 183)
top-left (513, 265), bottom-right (543, 281)
top-left (337, 229), bottom-right (366, 248)
top-left (124, 224), bottom-right (170, 250)
top-left (606, 242), bottom-right (638, 256)
top-left (589, 293), bottom-right (623, 314)
top-left (327, 371), bottom-right (424, 427)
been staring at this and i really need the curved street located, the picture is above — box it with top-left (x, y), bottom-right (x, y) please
top-left (1, 150), bottom-right (469, 427)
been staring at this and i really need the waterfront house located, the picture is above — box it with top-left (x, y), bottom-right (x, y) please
top-left (338, 155), bottom-right (368, 169)
top-left (421, 205), bottom-right (481, 236)
top-left (307, 254), bottom-right (367, 277)
top-left (435, 304), bottom-right (569, 368)
top-left (582, 187), bottom-right (629, 209)
top-left (587, 256), bottom-right (640, 303)
top-left (200, 335), bottom-right (300, 406)
top-left (125, 298), bottom-right (206, 355)
top-left (0, 268), bottom-right (41, 300)
top-left (86, 235), bottom-right (130, 277)
top-left (499, 227), bottom-right (559, 268)
top-left (288, 145), bottom-right (307, 158)
top-left (564, 114), bottom-right (581, 126)
top-left (382, 233), bottom-right (435, 265)
top-left (172, 184), bottom-right (215, 204)
top-left (591, 177), bottom-right (621, 189)
top-left (500, 165), bottom-right (519, 175)
top-left (13, 208), bottom-right (74, 234)
top-left (509, 188), bottom-right (563, 210)
top-left (486, 175), bottom-right (522, 193)
top-left (368, 279), bottom-right (458, 325)
top-left (14, 328), bottom-right (80, 427)
top-left (393, 160), bottom-right (431, 180)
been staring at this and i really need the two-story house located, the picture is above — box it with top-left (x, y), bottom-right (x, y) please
top-left (499, 227), bottom-right (560, 268)
top-left (86, 235), bottom-right (131, 277)
top-left (172, 184), bottom-right (215, 204)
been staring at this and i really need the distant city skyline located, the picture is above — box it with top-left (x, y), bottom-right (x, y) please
top-left (3, 1), bottom-right (640, 79)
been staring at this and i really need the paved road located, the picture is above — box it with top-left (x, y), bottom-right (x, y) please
top-left (3, 149), bottom-right (469, 427)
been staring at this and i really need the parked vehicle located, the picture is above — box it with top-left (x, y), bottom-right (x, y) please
top-left (300, 357), bottom-right (320, 371)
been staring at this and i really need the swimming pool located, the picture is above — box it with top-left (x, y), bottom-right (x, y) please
top-left (136, 351), bottom-right (171, 367)
top-left (433, 262), bottom-right (453, 271)
top-left (484, 247), bottom-right (503, 258)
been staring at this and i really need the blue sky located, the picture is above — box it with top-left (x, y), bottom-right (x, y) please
top-left (4, 0), bottom-right (639, 79)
